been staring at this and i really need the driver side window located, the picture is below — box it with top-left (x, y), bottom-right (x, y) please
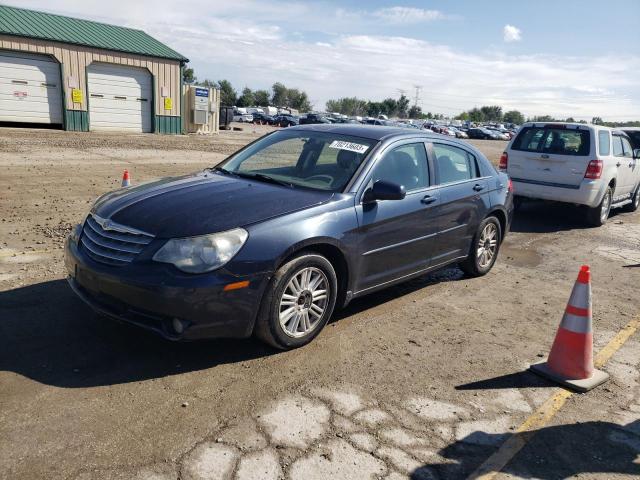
top-left (369, 143), bottom-right (429, 192)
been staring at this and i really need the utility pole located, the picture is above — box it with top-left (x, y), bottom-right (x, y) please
top-left (413, 85), bottom-right (422, 108)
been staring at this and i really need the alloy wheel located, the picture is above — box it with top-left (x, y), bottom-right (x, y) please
top-left (477, 222), bottom-right (498, 269)
top-left (279, 267), bottom-right (329, 338)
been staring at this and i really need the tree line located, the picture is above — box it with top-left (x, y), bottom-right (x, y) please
top-left (183, 68), bottom-right (311, 111)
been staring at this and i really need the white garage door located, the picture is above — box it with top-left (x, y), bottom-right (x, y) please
top-left (0, 51), bottom-right (63, 124)
top-left (87, 64), bottom-right (152, 133)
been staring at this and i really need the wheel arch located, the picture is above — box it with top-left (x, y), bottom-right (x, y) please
top-left (487, 208), bottom-right (507, 241)
top-left (276, 239), bottom-right (351, 309)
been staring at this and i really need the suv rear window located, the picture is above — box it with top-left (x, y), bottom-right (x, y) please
top-left (512, 126), bottom-right (590, 156)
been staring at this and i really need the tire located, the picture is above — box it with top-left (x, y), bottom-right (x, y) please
top-left (586, 186), bottom-right (612, 227)
top-left (622, 185), bottom-right (640, 212)
top-left (255, 253), bottom-right (338, 350)
top-left (459, 216), bottom-right (502, 277)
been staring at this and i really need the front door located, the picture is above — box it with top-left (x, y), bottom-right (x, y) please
top-left (430, 142), bottom-right (490, 266)
top-left (355, 141), bottom-right (440, 293)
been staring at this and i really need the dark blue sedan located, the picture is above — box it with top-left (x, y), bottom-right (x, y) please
top-left (65, 125), bottom-right (513, 349)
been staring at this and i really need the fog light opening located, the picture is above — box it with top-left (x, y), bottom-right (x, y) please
top-left (172, 318), bottom-right (185, 335)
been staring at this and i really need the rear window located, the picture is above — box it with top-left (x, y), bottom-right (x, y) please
top-left (598, 130), bottom-right (610, 156)
top-left (512, 126), bottom-right (590, 156)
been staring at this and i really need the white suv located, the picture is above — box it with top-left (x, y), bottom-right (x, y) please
top-left (500, 122), bottom-right (640, 226)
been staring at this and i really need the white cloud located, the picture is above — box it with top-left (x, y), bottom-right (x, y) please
top-left (372, 7), bottom-right (445, 24)
top-left (503, 24), bottom-right (522, 43)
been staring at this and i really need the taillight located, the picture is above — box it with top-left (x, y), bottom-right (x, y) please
top-left (508, 178), bottom-right (513, 192)
top-left (499, 152), bottom-right (508, 170)
top-left (584, 160), bottom-right (603, 179)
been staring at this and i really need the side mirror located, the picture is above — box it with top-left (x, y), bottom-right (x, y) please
top-left (364, 180), bottom-right (406, 203)
top-left (634, 149), bottom-right (640, 160)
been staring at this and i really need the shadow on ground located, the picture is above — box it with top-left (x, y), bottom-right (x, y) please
top-left (510, 200), bottom-right (625, 234)
top-left (0, 267), bottom-right (464, 388)
top-left (411, 420), bottom-right (640, 479)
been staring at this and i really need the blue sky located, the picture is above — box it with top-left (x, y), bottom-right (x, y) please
top-left (13, 0), bottom-right (640, 119)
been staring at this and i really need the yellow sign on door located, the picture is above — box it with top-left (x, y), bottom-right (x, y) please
top-left (71, 88), bottom-right (83, 104)
top-left (164, 97), bottom-right (173, 110)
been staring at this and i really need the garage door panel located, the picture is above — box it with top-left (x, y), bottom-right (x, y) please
top-left (87, 63), bottom-right (152, 133)
top-left (0, 52), bottom-right (62, 124)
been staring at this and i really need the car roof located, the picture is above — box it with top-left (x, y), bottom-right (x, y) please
top-left (287, 123), bottom-right (447, 142)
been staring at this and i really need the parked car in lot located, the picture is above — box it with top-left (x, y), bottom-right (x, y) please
top-left (299, 114), bottom-right (331, 125)
top-left (468, 127), bottom-right (493, 139)
top-left (250, 112), bottom-right (274, 125)
top-left (65, 125), bottom-right (513, 349)
top-left (501, 122), bottom-right (640, 226)
top-left (233, 113), bottom-right (253, 123)
top-left (273, 114), bottom-right (299, 127)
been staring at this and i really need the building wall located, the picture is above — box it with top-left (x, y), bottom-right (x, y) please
top-left (0, 34), bottom-right (182, 133)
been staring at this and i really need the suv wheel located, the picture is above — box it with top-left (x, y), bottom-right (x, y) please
top-left (623, 185), bottom-right (640, 212)
top-left (255, 253), bottom-right (338, 350)
top-left (460, 216), bottom-right (502, 277)
top-left (586, 186), bottom-right (612, 227)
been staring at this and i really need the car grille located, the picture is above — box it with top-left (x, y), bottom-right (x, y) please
top-left (79, 214), bottom-right (154, 266)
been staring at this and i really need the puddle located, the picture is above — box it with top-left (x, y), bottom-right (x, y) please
top-left (501, 246), bottom-right (542, 268)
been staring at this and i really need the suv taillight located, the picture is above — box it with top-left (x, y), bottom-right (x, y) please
top-left (499, 152), bottom-right (508, 170)
top-left (584, 160), bottom-right (603, 179)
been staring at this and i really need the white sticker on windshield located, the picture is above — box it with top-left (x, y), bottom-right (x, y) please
top-left (328, 140), bottom-right (369, 154)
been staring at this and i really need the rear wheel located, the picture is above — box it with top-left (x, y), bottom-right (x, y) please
top-left (623, 185), bottom-right (640, 212)
top-left (255, 253), bottom-right (338, 350)
top-left (460, 216), bottom-right (502, 277)
top-left (586, 186), bottom-right (612, 227)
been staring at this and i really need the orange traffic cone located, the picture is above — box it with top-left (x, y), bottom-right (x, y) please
top-left (530, 265), bottom-right (609, 392)
top-left (121, 169), bottom-right (131, 187)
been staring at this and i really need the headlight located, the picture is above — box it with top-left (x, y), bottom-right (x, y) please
top-left (152, 228), bottom-right (248, 273)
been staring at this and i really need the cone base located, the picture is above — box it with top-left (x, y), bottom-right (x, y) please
top-left (529, 360), bottom-right (609, 393)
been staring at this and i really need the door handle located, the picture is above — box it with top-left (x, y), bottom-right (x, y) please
top-left (473, 184), bottom-right (485, 192)
top-left (421, 195), bottom-right (437, 205)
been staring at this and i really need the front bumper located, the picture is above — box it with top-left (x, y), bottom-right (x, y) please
top-left (512, 178), bottom-right (604, 207)
top-left (65, 238), bottom-right (271, 340)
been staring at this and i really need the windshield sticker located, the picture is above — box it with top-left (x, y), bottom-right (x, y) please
top-left (328, 140), bottom-right (369, 154)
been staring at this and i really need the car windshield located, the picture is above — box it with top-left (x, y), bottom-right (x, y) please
top-left (217, 130), bottom-right (377, 192)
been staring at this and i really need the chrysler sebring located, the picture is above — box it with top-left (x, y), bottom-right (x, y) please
top-left (65, 124), bottom-right (513, 349)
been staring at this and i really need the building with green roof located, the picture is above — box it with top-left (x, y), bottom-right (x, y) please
top-left (0, 5), bottom-right (190, 133)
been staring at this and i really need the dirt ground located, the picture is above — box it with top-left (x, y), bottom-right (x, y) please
top-left (1, 126), bottom-right (639, 480)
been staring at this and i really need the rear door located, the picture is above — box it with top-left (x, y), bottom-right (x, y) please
top-left (430, 142), bottom-right (490, 266)
top-left (615, 135), bottom-right (637, 195)
top-left (508, 125), bottom-right (591, 187)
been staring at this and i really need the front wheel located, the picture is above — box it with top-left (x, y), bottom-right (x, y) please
top-left (586, 186), bottom-right (612, 227)
top-left (254, 254), bottom-right (338, 350)
top-left (460, 216), bottom-right (502, 277)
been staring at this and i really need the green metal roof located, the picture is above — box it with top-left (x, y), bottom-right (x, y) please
top-left (0, 5), bottom-right (188, 62)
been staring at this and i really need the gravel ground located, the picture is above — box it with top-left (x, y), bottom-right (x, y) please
top-left (0, 127), bottom-right (638, 480)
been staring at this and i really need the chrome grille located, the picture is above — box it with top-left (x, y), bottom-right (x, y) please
top-left (80, 214), bottom-right (154, 266)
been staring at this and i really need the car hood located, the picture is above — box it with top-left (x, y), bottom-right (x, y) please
top-left (92, 171), bottom-right (334, 238)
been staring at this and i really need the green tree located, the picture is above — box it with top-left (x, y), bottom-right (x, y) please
top-left (480, 105), bottom-right (503, 122)
top-left (254, 90), bottom-right (270, 106)
top-left (215, 79), bottom-right (237, 106)
top-left (397, 94), bottom-right (410, 118)
top-left (271, 82), bottom-right (288, 107)
top-left (325, 97), bottom-right (368, 116)
top-left (503, 110), bottom-right (524, 125)
top-left (236, 87), bottom-right (254, 108)
top-left (468, 108), bottom-right (484, 122)
top-left (531, 115), bottom-right (555, 122)
top-left (592, 116), bottom-right (604, 125)
top-left (182, 67), bottom-right (196, 84)
top-left (408, 105), bottom-right (423, 119)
